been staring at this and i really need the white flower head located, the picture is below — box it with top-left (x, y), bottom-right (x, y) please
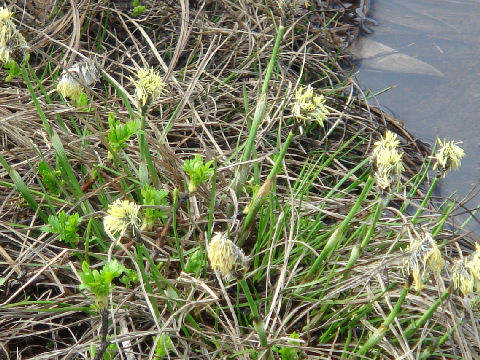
top-left (0, 7), bottom-right (28, 63)
top-left (132, 67), bottom-right (166, 111)
top-left (103, 199), bottom-right (141, 241)
top-left (207, 232), bottom-right (248, 279)
top-left (431, 139), bottom-right (465, 177)
top-left (292, 85), bottom-right (329, 127)
top-left (402, 231), bottom-right (443, 291)
top-left (57, 59), bottom-right (98, 100)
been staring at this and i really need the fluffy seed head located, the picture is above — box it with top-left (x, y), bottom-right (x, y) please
top-left (470, 296), bottom-right (480, 317)
top-left (207, 232), bottom-right (248, 279)
top-left (465, 244), bottom-right (480, 281)
top-left (103, 199), bottom-right (141, 241)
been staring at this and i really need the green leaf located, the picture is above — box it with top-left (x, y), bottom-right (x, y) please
top-left (75, 92), bottom-right (89, 108)
top-left (185, 248), bottom-right (203, 275)
top-left (119, 268), bottom-right (138, 288)
top-left (3, 59), bottom-right (21, 81)
top-left (154, 333), bottom-right (173, 358)
top-left (276, 332), bottom-right (300, 360)
top-left (38, 161), bottom-right (61, 194)
top-left (132, 5), bottom-right (146, 17)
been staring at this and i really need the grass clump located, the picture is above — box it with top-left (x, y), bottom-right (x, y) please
top-left (0, 2), bottom-right (479, 359)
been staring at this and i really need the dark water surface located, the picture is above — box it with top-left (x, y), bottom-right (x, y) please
top-left (354, 0), bottom-right (480, 220)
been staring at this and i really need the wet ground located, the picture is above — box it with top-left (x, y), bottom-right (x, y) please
top-left (353, 0), bottom-right (480, 226)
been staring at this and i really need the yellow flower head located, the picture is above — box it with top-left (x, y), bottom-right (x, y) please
top-left (56, 60), bottom-right (97, 100)
top-left (0, 7), bottom-right (28, 63)
top-left (207, 232), bottom-right (248, 279)
top-left (103, 199), bottom-right (141, 241)
top-left (465, 244), bottom-right (480, 281)
top-left (0, 7), bottom-right (13, 20)
top-left (133, 67), bottom-right (166, 110)
top-left (292, 85), bottom-right (329, 127)
top-left (371, 131), bottom-right (404, 191)
top-left (452, 259), bottom-right (474, 297)
top-left (402, 231), bottom-right (443, 291)
top-left (372, 130), bottom-right (400, 156)
top-left (470, 296), bottom-right (480, 317)
top-left (432, 139), bottom-right (465, 177)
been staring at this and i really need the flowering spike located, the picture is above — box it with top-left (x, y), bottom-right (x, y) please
top-left (432, 139), bottom-right (465, 177)
top-left (452, 259), bottom-right (474, 297)
top-left (103, 199), bottom-right (141, 241)
top-left (292, 85), bottom-right (329, 127)
top-left (402, 231), bottom-right (443, 292)
top-left (0, 7), bottom-right (28, 63)
top-left (132, 67), bottom-right (166, 111)
top-left (207, 232), bottom-right (248, 279)
top-left (465, 244), bottom-right (480, 282)
top-left (371, 131), bottom-right (404, 192)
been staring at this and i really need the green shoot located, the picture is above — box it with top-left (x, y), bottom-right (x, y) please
top-left (273, 332), bottom-right (301, 360)
top-left (2, 59), bottom-right (21, 81)
top-left (41, 211), bottom-right (81, 247)
top-left (119, 268), bottom-right (139, 288)
top-left (140, 185), bottom-right (169, 230)
top-left (107, 112), bottom-right (139, 159)
top-left (182, 155), bottom-right (214, 193)
top-left (79, 259), bottom-right (126, 309)
top-left (38, 161), bottom-right (63, 195)
top-left (131, 0), bottom-right (146, 17)
top-left (89, 339), bottom-right (118, 360)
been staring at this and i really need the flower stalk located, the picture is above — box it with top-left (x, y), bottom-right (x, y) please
top-left (132, 67), bottom-right (166, 187)
top-left (413, 139), bottom-right (464, 223)
top-left (356, 282), bottom-right (410, 356)
top-left (231, 23), bottom-right (286, 194)
top-left (306, 176), bottom-right (375, 279)
top-left (237, 129), bottom-right (295, 247)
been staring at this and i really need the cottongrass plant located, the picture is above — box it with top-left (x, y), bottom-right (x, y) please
top-left (131, 67), bottom-right (166, 187)
top-left (413, 138), bottom-right (465, 222)
top-left (132, 67), bottom-right (166, 113)
top-left (402, 230), bottom-right (443, 292)
top-left (292, 84), bottom-right (328, 128)
top-left (0, 6), bottom-right (28, 63)
top-left (1, 2), bottom-right (477, 359)
top-left (56, 59), bottom-right (98, 100)
top-left (371, 130), bottom-right (404, 194)
top-left (432, 139), bottom-right (465, 177)
top-left (103, 199), bottom-right (141, 242)
top-left (207, 232), bottom-right (248, 279)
